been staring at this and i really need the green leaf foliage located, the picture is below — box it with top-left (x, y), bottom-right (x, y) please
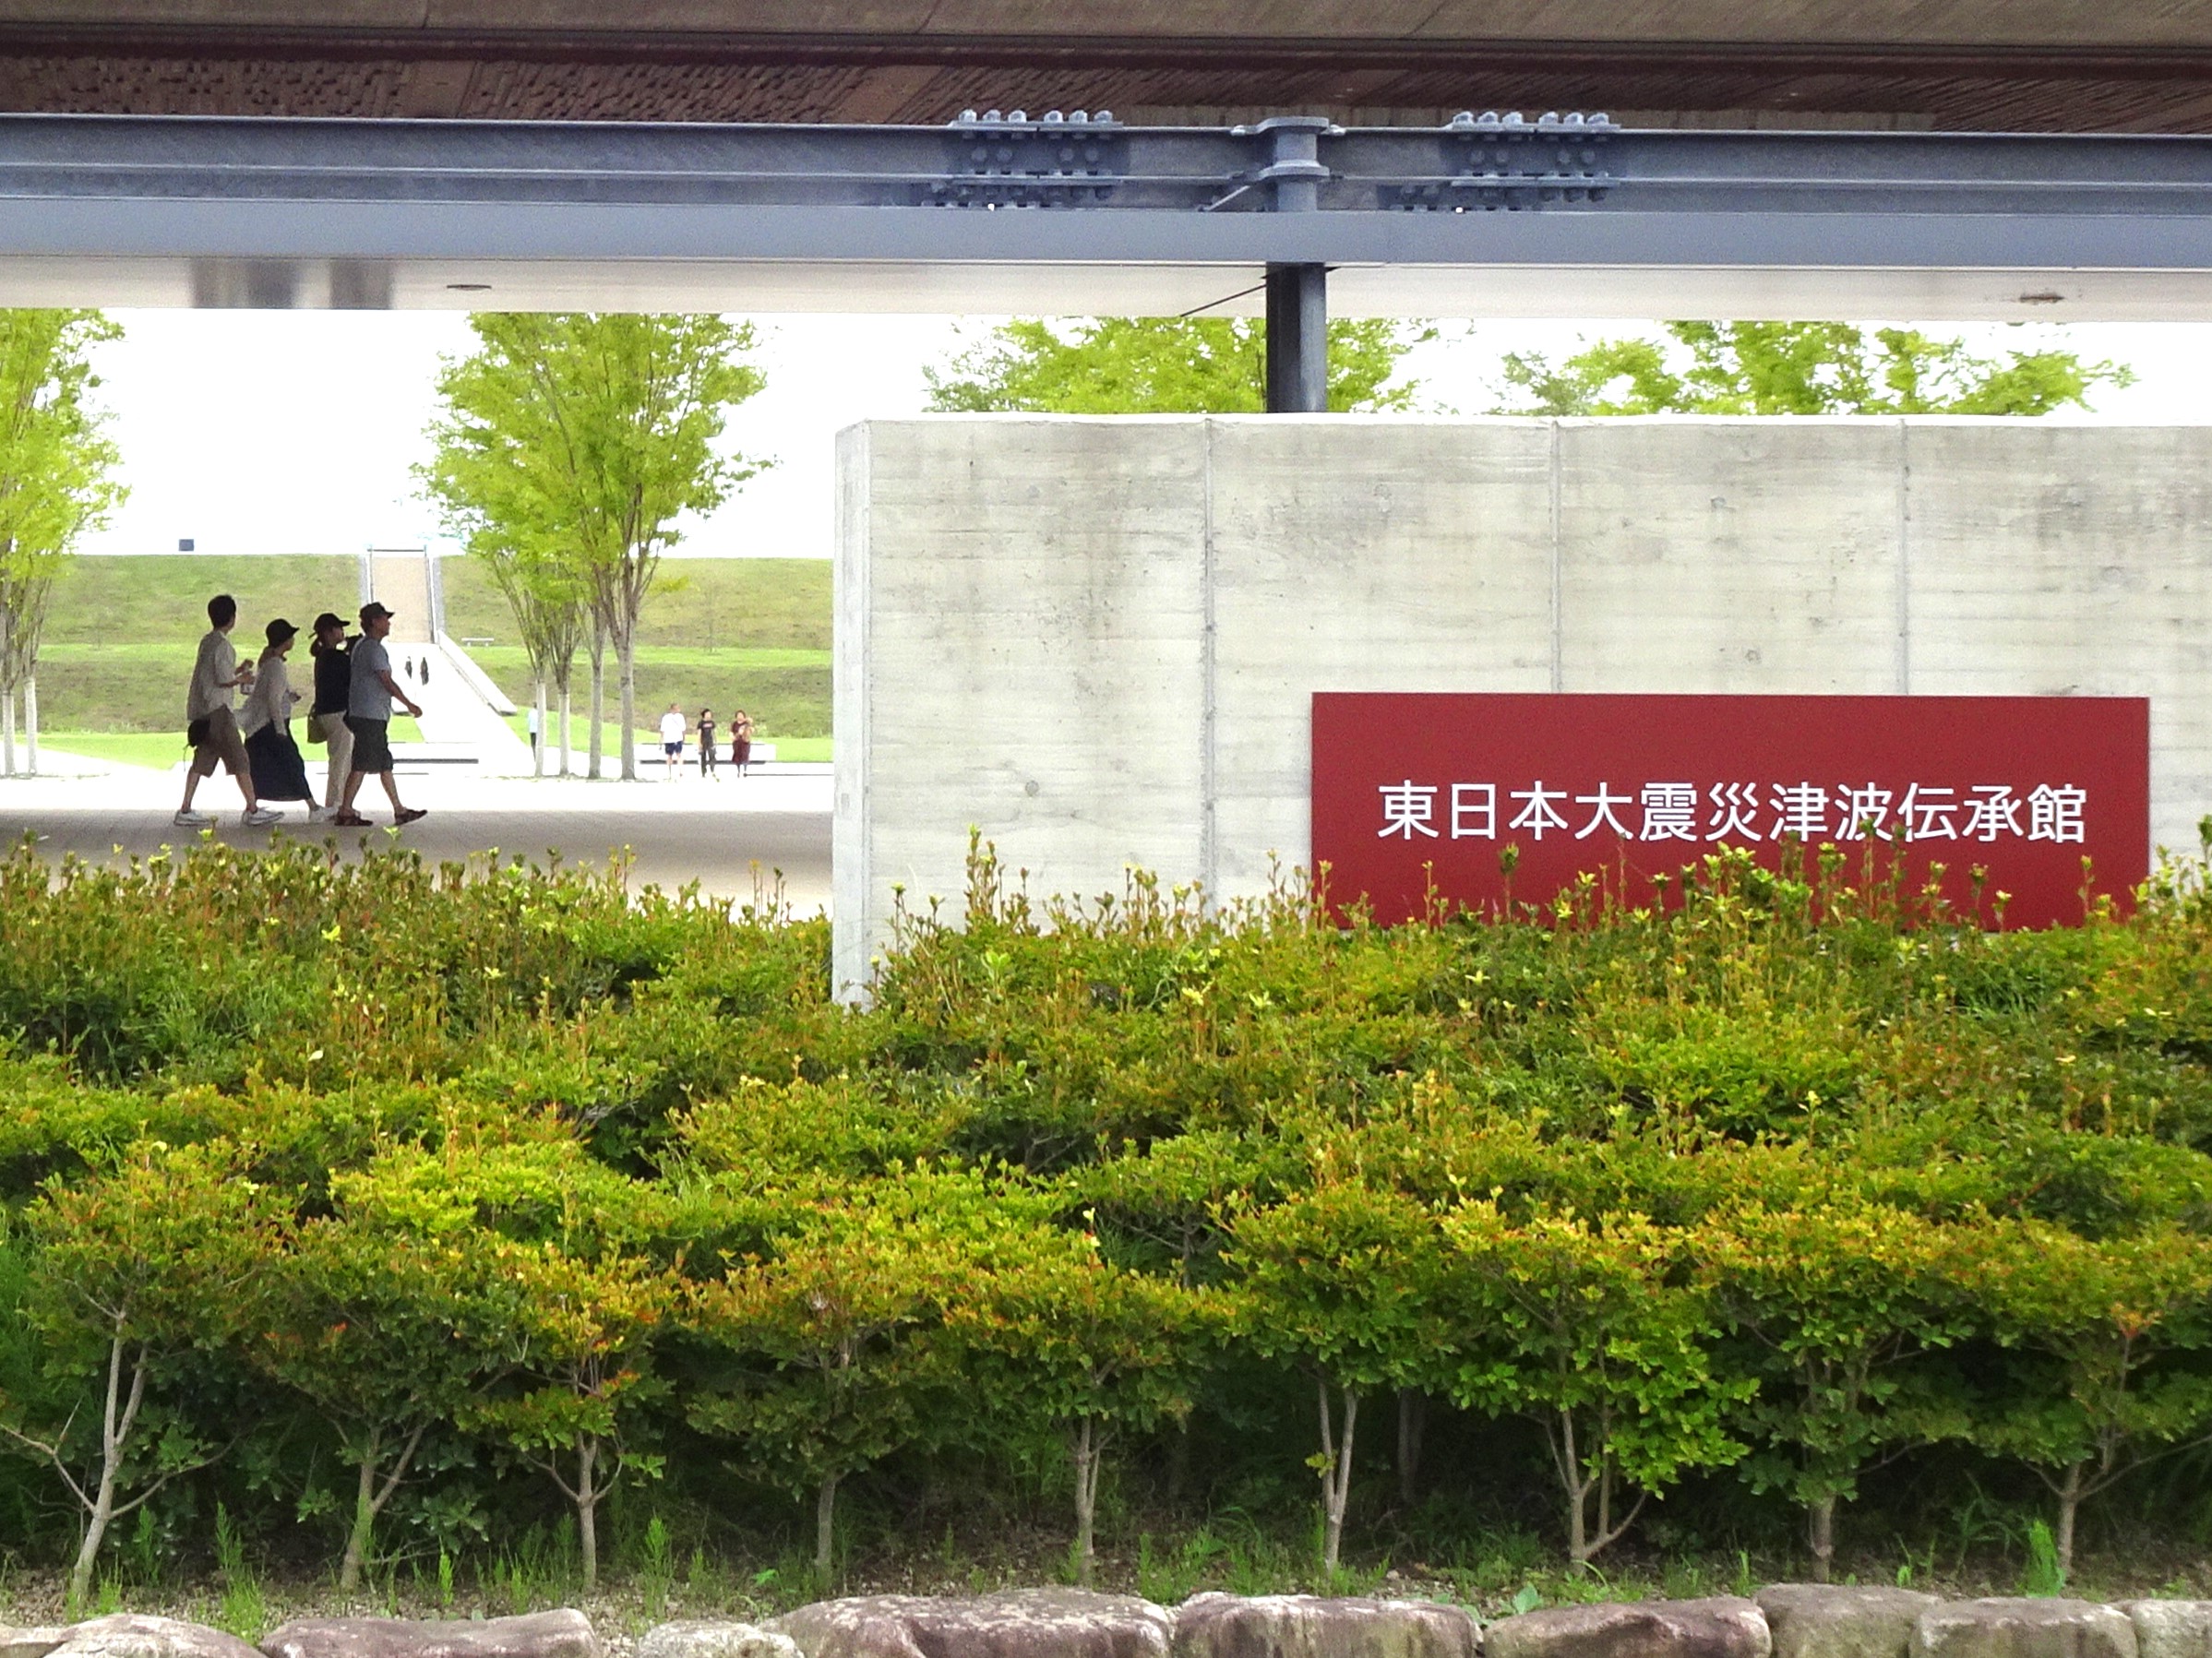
top-left (1495, 321), bottom-right (2134, 417)
top-left (925, 317), bottom-right (1424, 413)
top-left (1, 837), bottom-right (2212, 1584)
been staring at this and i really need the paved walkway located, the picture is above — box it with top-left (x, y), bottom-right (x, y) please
top-left (0, 763), bottom-right (834, 915)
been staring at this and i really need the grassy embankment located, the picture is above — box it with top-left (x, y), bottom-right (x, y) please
top-left (29, 555), bottom-right (829, 766)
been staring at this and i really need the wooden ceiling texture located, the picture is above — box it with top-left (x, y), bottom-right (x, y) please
top-left (0, 4), bottom-right (2206, 131)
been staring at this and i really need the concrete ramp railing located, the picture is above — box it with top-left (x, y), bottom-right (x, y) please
top-left (435, 634), bottom-right (518, 717)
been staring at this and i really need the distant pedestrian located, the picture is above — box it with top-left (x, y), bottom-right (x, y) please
top-left (174, 593), bottom-right (280, 829)
top-left (660, 702), bottom-right (686, 781)
top-left (419, 654), bottom-right (431, 686)
top-left (731, 709), bottom-right (754, 778)
top-left (402, 656), bottom-right (414, 683)
top-left (527, 702), bottom-right (542, 766)
top-left (239, 618), bottom-right (321, 819)
top-left (306, 612), bottom-right (354, 814)
top-left (333, 602), bottom-right (427, 828)
top-left (697, 708), bottom-right (717, 778)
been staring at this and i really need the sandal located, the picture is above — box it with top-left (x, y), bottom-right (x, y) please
top-left (330, 811), bottom-right (372, 828)
top-left (393, 807), bottom-right (428, 826)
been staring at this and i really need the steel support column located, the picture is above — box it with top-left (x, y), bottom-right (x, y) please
top-left (1264, 261), bottom-right (1327, 412)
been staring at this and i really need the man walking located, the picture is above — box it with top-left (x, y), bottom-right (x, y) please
top-left (660, 702), bottom-right (686, 781)
top-left (333, 601), bottom-right (427, 828)
top-left (175, 593), bottom-right (281, 829)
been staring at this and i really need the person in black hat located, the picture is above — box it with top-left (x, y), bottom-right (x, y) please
top-left (238, 617), bottom-right (319, 817)
top-left (306, 612), bottom-right (353, 812)
top-left (335, 601), bottom-right (427, 828)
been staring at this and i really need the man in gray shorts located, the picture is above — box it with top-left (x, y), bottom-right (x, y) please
top-left (333, 601), bottom-right (428, 828)
top-left (175, 593), bottom-right (281, 829)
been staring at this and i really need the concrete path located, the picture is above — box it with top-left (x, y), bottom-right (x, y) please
top-left (0, 764), bottom-right (834, 915)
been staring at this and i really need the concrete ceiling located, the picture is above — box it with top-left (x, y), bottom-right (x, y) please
top-left (0, 3), bottom-right (2209, 132)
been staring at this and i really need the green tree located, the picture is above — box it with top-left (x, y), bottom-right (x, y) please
top-left (1493, 321), bottom-right (2131, 417)
top-left (0, 310), bottom-right (125, 777)
top-left (1228, 1179), bottom-right (1442, 1578)
top-left (261, 1147), bottom-right (530, 1591)
top-left (1947, 1219), bottom-right (2212, 1580)
top-left (0, 1139), bottom-right (283, 1604)
top-left (421, 314), bottom-right (765, 780)
top-left (404, 1140), bottom-right (675, 1591)
top-left (1439, 1200), bottom-right (1744, 1569)
top-left (416, 422), bottom-right (587, 775)
top-left (925, 317), bottom-right (1422, 413)
top-left (954, 1222), bottom-right (1216, 1586)
top-left (1700, 1198), bottom-right (1965, 1581)
top-left (685, 1166), bottom-right (1011, 1586)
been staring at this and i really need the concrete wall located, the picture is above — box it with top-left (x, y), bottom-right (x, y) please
top-left (833, 416), bottom-right (2212, 993)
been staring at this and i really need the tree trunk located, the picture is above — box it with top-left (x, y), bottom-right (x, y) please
top-left (338, 1422), bottom-right (425, 1593)
top-left (532, 678), bottom-right (545, 779)
top-left (1554, 1407), bottom-right (1588, 1566)
top-left (1396, 1390), bottom-right (1425, 1509)
top-left (616, 628), bottom-right (637, 781)
top-left (2, 683), bottom-right (16, 778)
top-left (23, 673), bottom-right (36, 775)
top-left (587, 634), bottom-right (604, 780)
top-left (575, 1437), bottom-right (599, 1591)
top-left (1316, 1378), bottom-right (1358, 1579)
top-left (340, 1437), bottom-right (379, 1593)
top-left (1071, 1418), bottom-right (1101, 1588)
top-left (1808, 1492), bottom-right (1836, 1583)
top-left (67, 1334), bottom-right (147, 1606)
top-left (558, 686), bottom-right (572, 776)
top-left (815, 1473), bottom-right (839, 1588)
top-left (2054, 1461), bottom-right (2082, 1583)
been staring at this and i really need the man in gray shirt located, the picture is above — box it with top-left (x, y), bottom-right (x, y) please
top-left (333, 601), bottom-right (427, 827)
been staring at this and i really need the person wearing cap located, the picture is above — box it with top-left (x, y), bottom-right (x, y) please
top-left (306, 612), bottom-right (353, 812)
top-left (175, 593), bottom-right (281, 829)
top-left (239, 617), bottom-right (321, 819)
top-left (335, 601), bottom-right (427, 828)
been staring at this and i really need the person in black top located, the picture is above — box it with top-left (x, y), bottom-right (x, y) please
top-left (307, 613), bottom-right (354, 814)
top-left (698, 708), bottom-right (718, 778)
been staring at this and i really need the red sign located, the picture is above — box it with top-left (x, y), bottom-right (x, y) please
top-left (1311, 694), bottom-right (2148, 929)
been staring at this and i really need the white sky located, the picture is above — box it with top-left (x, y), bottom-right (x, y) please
top-left (74, 311), bottom-right (2212, 562)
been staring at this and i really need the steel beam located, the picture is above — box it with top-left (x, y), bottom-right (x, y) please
top-left (1265, 263), bottom-right (1327, 412)
top-left (0, 113), bottom-right (2208, 318)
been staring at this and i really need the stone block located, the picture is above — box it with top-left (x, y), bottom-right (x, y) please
top-left (636, 1627), bottom-right (800, 1658)
top-left (2119, 1604), bottom-right (2212, 1658)
top-left (1170, 1593), bottom-right (1477, 1658)
top-left (1, 1628), bottom-right (68, 1658)
top-left (1912, 1600), bottom-right (2136, 1658)
top-left (51, 1617), bottom-right (263, 1658)
top-left (1484, 1597), bottom-right (1770, 1658)
top-left (1758, 1585), bottom-right (1940, 1658)
top-left (260, 1613), bottom-right (598, 1658)
top-left (768, 1591), bottom-right (1171, 1658)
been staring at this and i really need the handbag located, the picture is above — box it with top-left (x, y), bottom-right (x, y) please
top-left (305, 711), bottom-right (329, 746)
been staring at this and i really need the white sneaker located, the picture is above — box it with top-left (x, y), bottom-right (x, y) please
top-left (241, 806), bottom-right (282, 828)
top-left (172, 809), bottom-right (215, 829)
top-left (306, 804), bottom-right (332, 823)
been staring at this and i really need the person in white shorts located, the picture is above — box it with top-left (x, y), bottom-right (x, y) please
top-left (660, 703), bottom-right (686, 781)
top-left (175, 593), bottom-right (281, 829)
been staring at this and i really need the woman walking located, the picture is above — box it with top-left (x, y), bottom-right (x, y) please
top-left (697, 707), bottom-right (718, 778)
top-left (730, 709), bottom-right (754, 778)
top-left (239, 618), bottom-right (321, 819)
top-left (307, 612), bottom-right (354, 814)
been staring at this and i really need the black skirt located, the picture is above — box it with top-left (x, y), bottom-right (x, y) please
top-left (245, 721), bottom-right (314, 802)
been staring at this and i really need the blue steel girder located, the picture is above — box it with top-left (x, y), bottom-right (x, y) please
top-left (0, 111), bottom-right (2209, 317)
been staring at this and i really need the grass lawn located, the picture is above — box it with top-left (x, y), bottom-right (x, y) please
top-left (497, 715), bottom-right (831, 765)
top-left (470, 645), bottom-right (829, 743)
top-left (41, 556), bottom-right (835, 743)
top-left (440, 556), bottom-right (829, 651)
top-left (42, 716), bottom-right (425, 770)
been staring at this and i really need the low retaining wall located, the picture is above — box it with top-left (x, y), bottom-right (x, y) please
top-left (9, 1587), bottom-right (2209, 1658)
